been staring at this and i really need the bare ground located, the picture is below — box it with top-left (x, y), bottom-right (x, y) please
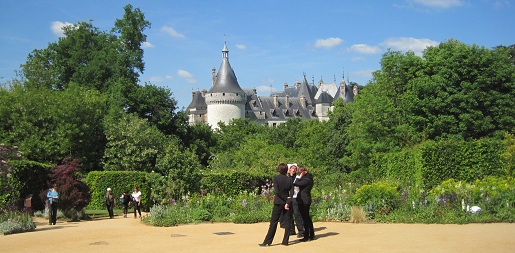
top-left (2, 214), bottom-right (515, 253)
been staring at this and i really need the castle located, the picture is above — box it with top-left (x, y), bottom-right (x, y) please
top-left (186, 42), bottom-right (358, 128)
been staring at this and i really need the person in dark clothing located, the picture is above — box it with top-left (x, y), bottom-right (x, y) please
top-left (290, 164), bottom-right (305, 238)
top-left (104, 188), bottom-right (116, 219)
top-left (259, 163), bottom-right (293, 247)
top-left (294, 166), bottom-right (315, 242)
top-left (119, 191), bottom-right (131, 218)
top-left (280, 163), bottom-right (304, 237)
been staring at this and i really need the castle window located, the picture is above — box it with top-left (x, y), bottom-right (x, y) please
top-left (223, 93), bottom-right (225, 96)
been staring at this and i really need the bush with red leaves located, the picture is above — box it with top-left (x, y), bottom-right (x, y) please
top-left (40, 158), bottom-right (91, 218)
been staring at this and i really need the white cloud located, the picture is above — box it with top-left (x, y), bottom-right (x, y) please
top-left (354, 70), bottom-right (376, 78)
top-left (349, 44), bottom-right (381, 54)
top-left (315, 37), bottom-right (343, 49)
top-left (492, 0), bottom-right (511, 9)
top-left (380, 37), bottom-right (439, 55)
top-left (410, 0), bottom-right (463, 8)
top-left (236, 44), bottom-right (246, 49)
top-left (351, 56), bottom-right (366, 62)
top-left (256, 85), bottom-right (276, 94)
top-left (165, 75), bottom-right (173, 80)
top-left (51, 21), bottom-right (73, 37)
top-left (178, 70), bottom-right (197, 84)
top-left (149, 76), bottom-right (164, 83)
top-left (142, 41), bottom-right (154, 48)
top-left (161, 26), bottom-right (185, 39)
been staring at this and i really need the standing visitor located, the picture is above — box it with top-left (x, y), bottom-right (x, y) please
top-left (46, 184), bottom-right (59, 225)
top-left (290, 164), bottom-right (305, 238)
top-left (132, 186), bottom-right (142, 219)
top-left (105, 188), bottom-right (116, 219)
top-left (259, 163), bottom-right (293, 247)
top-left (294, 166), bottom-right (315, 242)
top-left (119, 190), bottom-right (131, 218)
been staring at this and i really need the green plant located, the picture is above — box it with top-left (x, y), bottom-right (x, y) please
top-left (353, 182), bottom-right (398, 214)
top-left (0, 211), bottom-right (36, 235)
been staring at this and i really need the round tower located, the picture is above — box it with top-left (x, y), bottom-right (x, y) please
top-left (205, 42), bottom-right (245, 129)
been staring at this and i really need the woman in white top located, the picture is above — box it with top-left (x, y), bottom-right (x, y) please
top-left (131, 186), bottom-right (142, 218)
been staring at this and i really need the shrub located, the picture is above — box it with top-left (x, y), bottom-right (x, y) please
top-left (353, 182), bottom-right (398, 214)
top-left (0, 211), bottom-right (36, 235)
top-left (41, 158), bottom-right (90, 220)
top-left (86, 171), bottom-right (150, 210)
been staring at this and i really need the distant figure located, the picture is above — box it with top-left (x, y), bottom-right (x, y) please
top-left (131, 186), bottom-right (142, 219)
top-left (119, 190), bottom-right (131, 218)
top-left (104, 188), bottom-right (116, 219)
top-left (259, 163), bottom-right (293, 247)
top-left (46, 184), bottom-right (59, 225)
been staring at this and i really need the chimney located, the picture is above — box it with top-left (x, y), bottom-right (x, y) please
top-left (211, 67), bottom-right (216, 86)
top-left (300, 95), bottom-right (306, 108)
top-left (284, 82), bottom-right (288, 90)
top-left (285, 95), bottom-right (289, 108)
top-left (273, 94), bottom-right (278, 107)
top-left (201, 89), bottom-right (207, 97)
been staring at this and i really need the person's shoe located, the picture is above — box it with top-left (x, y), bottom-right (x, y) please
top-left (299, 237), bottom-right (310, 242)
top-left (258, 243), bottom-right (270, 247)
top-left (281, 242), bottom-right (289, 246)
top-left (297, 231), bottom-right (304, 238)
top-left (310, 236), bottom-right (316, 241)
top-left (290, 231), bottom-right (296, 235)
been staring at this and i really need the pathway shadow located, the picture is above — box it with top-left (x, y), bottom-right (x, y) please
top-left (314, 226), bottom-right (327, 232)
top-left (27, 224), bottom-right (79, 233)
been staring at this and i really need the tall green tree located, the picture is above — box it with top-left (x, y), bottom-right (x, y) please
top-left (344, 39), bottom-right (515, 171)
top-left (415, 40), bottom-right (515, 139)
top-left (0, 83), bottom-right (107, 172)
top-left (103, 113), bottom-right (167, 172)
top-left (21, 21), bottom-right (119, 91)
top-left (155, 138), bottom-right (203, 200)
top-left (21, 4), bottom-right (150, 92)
top-left (111, 4), bottom-right (151, 84)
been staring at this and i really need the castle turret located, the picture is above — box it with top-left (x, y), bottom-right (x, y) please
top-left (205, 42), bottom-right (246, 129)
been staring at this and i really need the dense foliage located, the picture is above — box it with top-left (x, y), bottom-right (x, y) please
top-left (0, 3), bottom-right (514, 227)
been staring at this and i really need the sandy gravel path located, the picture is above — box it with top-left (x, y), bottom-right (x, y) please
top-left (1, 215), bottom-right (515, 253)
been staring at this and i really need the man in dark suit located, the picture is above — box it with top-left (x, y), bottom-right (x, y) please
top-left (259, 163), bottom-right (293, 246)
top-left (294, 166), bottom-right (315, 241)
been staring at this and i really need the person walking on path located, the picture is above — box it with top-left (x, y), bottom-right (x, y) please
top-left (119, 191), bottom-right (131, 218)
top-left (46, 184), bottom-right (59, 225)
top-left (294, 166), bottom-right (315, 242)
top-left (131, 186), bottom-right (142, 219)
top-left (105, 188), bottom-right (116, 219)
top-left (259, 163), bottom-right (293, 247)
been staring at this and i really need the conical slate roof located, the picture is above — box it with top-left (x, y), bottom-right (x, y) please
top-left (208, 42), bottom-right (245, 94)
top-left (297, 75), bottom-right (316, 105)
top-left (187, 90), bottom-right (206, 110)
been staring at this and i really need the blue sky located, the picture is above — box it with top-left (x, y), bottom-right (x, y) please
top-left (1, 0), bottom-right (513, 109)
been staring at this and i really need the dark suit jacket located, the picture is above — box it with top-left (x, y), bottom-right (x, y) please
top-left (273, 173), bottom-right (293, 205)
top-left (293, 173), bottom-right (314, 205)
